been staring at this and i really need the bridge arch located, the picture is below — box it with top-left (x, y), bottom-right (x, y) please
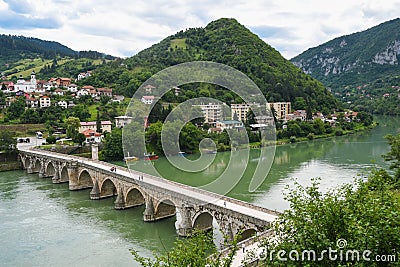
top-left (192, 211), bottom-right (214, 231)
top-left (59, 165), bottom-right (69, 183)
top-left (45, 162), bottom-right (56, 177)
top-left (125, 187), bottom-right (146, 208)
top-left (100, 178), bottom-right (117, 198)
top-left (77, 169), bottom-right (94, 188)
top-left (239, 228), bottom-right (257, 242)
top-left (154, 198), bottom-right (177, 220)
top-left (20, 155), bottom-right (28, 169)
top-left (32, 158), bottom-right (41, 173)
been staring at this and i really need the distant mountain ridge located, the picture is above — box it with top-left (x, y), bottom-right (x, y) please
top-left (0, 34), bottom-right (117, 79)
top-left (0, 34), bottom-right (116, 59)
top-left (291, 18), bottom-right (400, 89)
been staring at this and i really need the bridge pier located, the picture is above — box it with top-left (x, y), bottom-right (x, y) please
top-left (90, 180), bottom-right (100, 200)
top-left (52, 165), bottom-right (60, 183)
top-left (38, 162), bottom-right (45, 178)
top-left (114, 188), bottom-right (126, 209)
top-left (177, 206), bottom-right (193, 237)
top-left (143, 198), bottom-right (155, 221)
top-left (27, 159), bottom-right (34, 174)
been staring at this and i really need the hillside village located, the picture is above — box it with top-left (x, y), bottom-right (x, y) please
top-left (0, 70), bottom-right (370, 147)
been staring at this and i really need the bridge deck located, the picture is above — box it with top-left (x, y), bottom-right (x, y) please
top-left (19, 148), bottom-right (279, 223)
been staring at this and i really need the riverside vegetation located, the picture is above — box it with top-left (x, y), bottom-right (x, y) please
top-left (131, 134), bottom-right (400, 266)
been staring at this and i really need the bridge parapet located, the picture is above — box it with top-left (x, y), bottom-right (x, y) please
top-left (18, 148), bottom-right (280, 240)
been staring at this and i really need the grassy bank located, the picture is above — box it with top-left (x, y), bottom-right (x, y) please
top-left (0, 124), bottom-right (46, 137)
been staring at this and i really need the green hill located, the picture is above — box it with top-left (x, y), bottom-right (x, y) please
top-left (0, 34), bottom-right (116, 79)
top-left (291, 18), bottom-right (400, 89)
top-left (83, 18), bottom-right (338, 112)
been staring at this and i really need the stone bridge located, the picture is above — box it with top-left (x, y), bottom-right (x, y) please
top-left (18, 148), bottom-right (279, 240)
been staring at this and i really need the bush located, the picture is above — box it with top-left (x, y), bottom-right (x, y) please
top-left (307, 133), bottom-right (314, 140)
top-left (289, 136), bottom-right (297, 143)
top-left (46, 135), bottom-right (56, 144)
top-left (335, 128), bottom-right (343, 136)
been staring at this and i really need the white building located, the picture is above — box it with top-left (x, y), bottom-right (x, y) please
top-left (53, 88), bottom-right (65, 96)
top-left (39, 96), bottom-right (51, 108)
top-left (79, 121), bottom-right (112, 133)
top-left (82, 129), bottom-right (102, 144)
top-left (26, 97), bottom-right (39, 108)
top-left (141, 95), bottom-right (155, 105)
top-left (268, 102), bottom-right (291, 120)
top-left (43, 82), bottom-right (54, 91)
top-left (193, 103), bottom-right (223, 126)
top-left (77, 88), bottom-right (89, 97)
top-left (231, 103), bottom-right (250, 122)
top-left (14, 71), bottom-right (37, 93)
top-left (216, 120), bottom-right (244, 131)
top-left (77, 71), bottom-right (92, 81)
top-left (67, 84), bottom-right (78, 92)
top-left (57, 100), bottom-right (68, 108)
top-left (115, 115), bottom-right (133, 128)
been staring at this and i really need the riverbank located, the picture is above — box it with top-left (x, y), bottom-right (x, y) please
top-left (0, 152), bottom-right (20, 172)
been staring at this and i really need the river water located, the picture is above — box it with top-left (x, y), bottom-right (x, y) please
top-left (0, 116), bottom-right (399, 266)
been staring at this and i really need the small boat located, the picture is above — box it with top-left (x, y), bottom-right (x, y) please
top-left (124, 156), bottom-right (139, 163)
top-left (144, 153), bottom-right (158, 160)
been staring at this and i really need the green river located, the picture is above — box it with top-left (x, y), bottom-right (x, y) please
top-left (0, 116), bottom-right (398, 266)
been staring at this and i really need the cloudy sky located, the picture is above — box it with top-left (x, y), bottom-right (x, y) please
top-left (0, 0), bottom-right (399, 59)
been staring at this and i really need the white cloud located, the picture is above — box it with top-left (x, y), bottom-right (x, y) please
top-left (0, 0), bottom-right (399, 59)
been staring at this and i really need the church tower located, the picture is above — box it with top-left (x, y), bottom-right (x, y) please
top-left (30, 71), bottom-right (37, 92)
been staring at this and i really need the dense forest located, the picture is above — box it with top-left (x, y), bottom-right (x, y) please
top-left (81, 18), bottom-right (338, 114)
top-left (336, 75), bottom-right (400, 115)
top-left (0, 34), bottom-right (116, 76)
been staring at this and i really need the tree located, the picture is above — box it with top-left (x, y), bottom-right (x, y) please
top-left (306, 99), bottom-right (313, 121)
top-left (72, 104), bottom-right (91, 121)
top-left (0, 130), bottom-right (16, 153)
top-left (102, 128), bottom-right (123, 160)
top-left (6, 96), bottom-right (25, 120)
top-left (356, 111), bottom-right (373, 126)
top-left (246, 109), bottom-right (256, 125)
top-left (131, 230), bottom-right (240, 267)
top-left (383, 134), bottom-right (400, 183)
top-left (96, 111), bottom-right (102, 133)
top-left (21, 109), bottom-right (40, 124)
top-left (260, 172), bottom-right (400, 266)
top-left (46, 135), bottom-right (56, 144)
top-left (73, 132), bottom-right (86, 145)
top-left (65, 116), bottom-right (80, 139)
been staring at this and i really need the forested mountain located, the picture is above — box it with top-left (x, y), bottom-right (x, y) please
top-left (0, 34), bottom-right (116, 77)
top-left (291, 18), bottom-right (400, 89)
top-left (83, 18), bottom-right (338, 113)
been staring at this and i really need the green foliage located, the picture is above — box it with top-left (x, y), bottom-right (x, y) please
top-left (132, 231), bottom-right (217, 267)
top-left (71, 104), bottom-right (91, 121)
top-left (5, 97), bottom-right (25, 120)
top-left (65, 116), bottom-right (80, 139)
top-left (261, 173), bottom-right (400, 266)
top-left (131, 229), bottom-right (243, 267)
top-left (336, 77), bottom-right (400, 115)
top-left (102, 128), bottom-right (123, 160)
top-left (73, 132), bottom-right (86, 145)
top-left (0, 130), bottom-right (16, 152)
top-left (0, 34), bottom-right (116, 77)
top-left (383, 134), bottom-right (400, 183)
top-left (46, 135), bottom-right (56, 144)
